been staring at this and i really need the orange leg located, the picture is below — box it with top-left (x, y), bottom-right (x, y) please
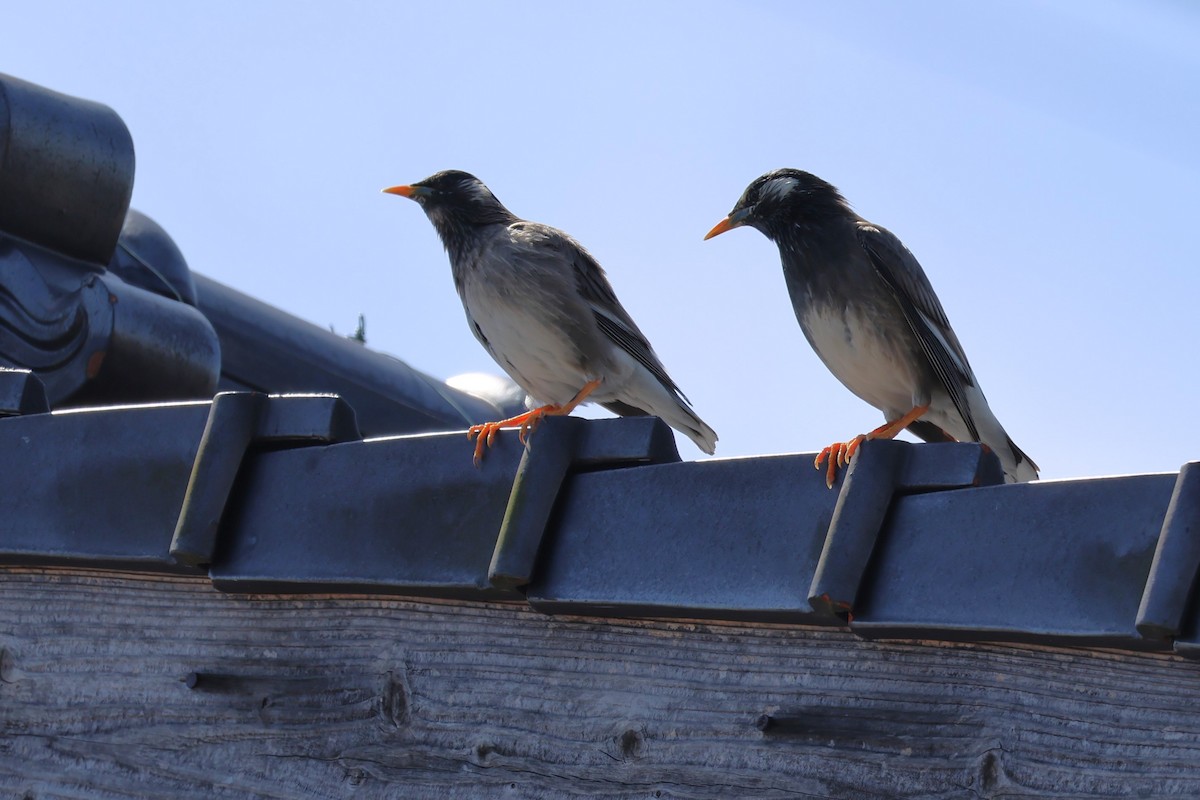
top-left (814, 404), bottom-right (931, 488)
top-left (466, 378), bottom-right (602, 466)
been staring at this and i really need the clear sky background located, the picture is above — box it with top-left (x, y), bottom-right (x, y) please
top-left (7, 1), bottom-right (1198, 481)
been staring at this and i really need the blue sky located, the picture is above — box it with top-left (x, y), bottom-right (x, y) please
top-left (8, 1), bottom-right (1199, 480)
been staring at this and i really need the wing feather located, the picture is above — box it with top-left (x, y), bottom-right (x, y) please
top-left (855, 221), bottom-right (981, 440)
top-left (506, 221), bottom-right (691, 404)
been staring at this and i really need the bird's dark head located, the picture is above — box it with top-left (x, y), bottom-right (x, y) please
top-left (383, 170), bottom-right (518, 249)
top-left (704, 168), bottom-right (850, 242)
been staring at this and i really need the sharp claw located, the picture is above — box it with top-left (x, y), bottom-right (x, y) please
top-left (816, 435), bottom-right (866, 488)
top-left (517, 410), bottom-right (546, 447)
top-left (468, 422), bottom-right (503, 465)
top-left (815, 422), bottom-right (904, 488)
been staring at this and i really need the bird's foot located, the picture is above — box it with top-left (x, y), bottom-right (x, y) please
top-left (815, 435), bottom-right (867, 488)
top-left (467, 407), bottom-right (543, 466)
top-left (812, 404), bottom-right (932, 488)
top-left (465, 379), bottom-right (604, 467)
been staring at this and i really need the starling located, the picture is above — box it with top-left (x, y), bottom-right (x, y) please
top-left (385, 170), bottom-right (717, 463)
top-left (705, 168), bottom-right (1036, 486)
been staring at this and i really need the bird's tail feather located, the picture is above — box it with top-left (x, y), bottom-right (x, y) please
top-left (1004, 437), bottom-right (1039, 483)
top-left (601, 398), bottom-right (717, 455)
top-left (673, 406), bottom-right (718, 455)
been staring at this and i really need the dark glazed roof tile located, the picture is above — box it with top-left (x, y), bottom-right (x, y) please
top-left (527, 453), bottom-right (840, 623)
top-left (527, 440), bottom-right (1000, 624)
top-left (850, 474), bottom-right (1177, 648)
top-left (0, 71), bottom-right (134, 264)
top-left (209, 430), bottom-right (531, 598)
top-left (0, 368), bottom-right (49, 416)
top-left (0, 400), bottom-right (212, 571)
top-left (1148, 463), bottom-right (1200, 657)
top-left (0, 389), bottom-right (1196, 655)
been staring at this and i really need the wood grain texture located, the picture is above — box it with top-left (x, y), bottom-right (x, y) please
top-left (3, 566), bottom-right (1200, 799)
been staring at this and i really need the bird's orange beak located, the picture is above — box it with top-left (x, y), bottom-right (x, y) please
top-left (382, 185), bottom-right (416, 198)
top-left (703, 216), bottom-right (737, 240)
top-left (704, 207), bottom-right (752, 240)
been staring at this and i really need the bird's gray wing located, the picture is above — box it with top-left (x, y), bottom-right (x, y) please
top-left (512, 223), bottom-right (691, 403)
top-left (574, 243), bottom-right (692, 403)
top-left (855, 221), bottom-right (981, 440)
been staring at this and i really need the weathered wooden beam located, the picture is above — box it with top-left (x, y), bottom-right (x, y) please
top-left (3, 566), bottom-right (1200, 798)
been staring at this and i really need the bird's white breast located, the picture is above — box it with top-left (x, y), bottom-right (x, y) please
top-left (801, 304), bottom-right (922, 416)
top-left (459, 277), bottom-right (589, 407)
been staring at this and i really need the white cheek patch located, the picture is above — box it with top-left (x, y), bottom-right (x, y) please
top-left (761, 176), bottom-right (800, 204)
top-left (464, 181), bottom-right (495, 205)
